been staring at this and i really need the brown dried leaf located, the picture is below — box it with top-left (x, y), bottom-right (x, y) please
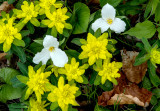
top-left (121, 50), bottom-right (148, 83)
top-left (98, 73), bottom-right (152, 107)
top-left (0, 1), bottom-right (14, 16)
top-left (88, 0), bottom-right (99, 4)
top-left (0, 53), bottom-right (7, 61)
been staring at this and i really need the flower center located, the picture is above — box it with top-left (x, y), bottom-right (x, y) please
top-left (49, 47), bottom-right (54, 52)
top-left (107, 19), bottom-right (113, 25)
top-left (3, 28), bottom-right (11, 37)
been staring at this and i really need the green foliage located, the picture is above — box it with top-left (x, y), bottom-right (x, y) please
top-left (100, 0), bottom-right (121, 7)
top-left (71, 2), bottom-right (90, 34)
top-left (124, 20), bottom-right (156, 39)
top-left (0, 68), bottom-right (22, 103)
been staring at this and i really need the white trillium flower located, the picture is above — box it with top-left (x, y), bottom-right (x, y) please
top-left (92, 3), bottom-right (126, 33)
top-left (33, 35), bottom-right (68, 67)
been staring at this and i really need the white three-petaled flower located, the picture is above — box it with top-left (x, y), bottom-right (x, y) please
top-left (33, 35), bottom-right (68, 67)
top-left (92, 3), bottom-right (126, 33)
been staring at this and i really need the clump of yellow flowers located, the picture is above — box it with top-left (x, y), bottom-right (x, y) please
top-left (79, 33), bottom-right (112, 65)
top-left (28, 98), bottom-right (49, 111)
top-left (98, 59), bottom-right (122, 84)
top-left (150, 46), bottom-right (160, 66)
top-left (13, 1), bottom-right (40, 25)
top-left (48, 76), bottom-right (79, 111)
top-left (17, 66), bottom-right (54, 102)
top-left (0, 19), bottom-right (22, 52)
top-left (58, 58), bottom-right (88, 83)
top-left (39, 0), bottom-right (63, 15)
top-left (42, 7), bottom-right (72, 34)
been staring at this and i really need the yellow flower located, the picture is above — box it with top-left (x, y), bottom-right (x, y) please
top-left (48, 77), bottom-right (79, 111)
top-left (0, 19), bottom-right (22, 52)
top-left (13, 1), bottom-right (40, 24)
top-left (28, 98), bottom-right (49, 111)
top-left (98, 59), bottom-right (122, 84)
top-left (25, 66), bottom-right (54, 102)
top-left (39, 0), bottom-right (62, 15)
top-left (58, 58), bottom-right (86, 83)
top-left (79, 33), bottom-right (112, 65)
top-left (150, 47), bottom-right (160, 65)
top-left (41, 7), bottom-right (72, 34)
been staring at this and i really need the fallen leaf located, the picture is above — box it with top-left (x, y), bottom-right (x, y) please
top-left (0, 1), bottom-right (14, 16)
top-left (98, 73), bottom-right (152, 107)
top-left (121, 50), bottom-right (148, 84)
top-left (0, 53), bottom-right (7, 61)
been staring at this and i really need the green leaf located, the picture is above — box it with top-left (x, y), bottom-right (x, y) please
top-left (8, 103), bottom-right (28, 109)
top-left (13, 39), bottom-right (25, 47)
top-left (94, 104), bottom-right (111, 111)
top-left (17, 62), bottom-right (28, 76)
top-left (155, 2), bottom-right (160, 22)
top-left (68, 105), bottom-right (78, 111)
top-left (100, 0), bottom-right (121, 7)
top-left (50, 102), bottom-right (59, 110)
top-left (94, 28), bottom-right (101, 38)
top-left (100, 80), bottom-right (113, 91)
top-left (8, 0), bottom-right (16, 4)
top-left (148, 61), bottom-right (160, 87)
top-left (28, 42), bottom-right (43, 54)
top-left (157, 27), bottom-right (160, 39)
top-left (156, 105), bottom-right (160, 111)
top-left (51, 26), bottom-right (57, 37)
top-left (11, 77), bottom-right (26, 88)
top-left (65, 49), bottom-right (80, 61)
top-left (20, 30), bottom-right (30, 37)
top-left (94, 75), bottom-right (101, 85)
top-left (16, 75), bottom-right (29, 84)
top-left (34, 39), bottom-right (43, 45)
top-left (141, 37), bottom-right (152, 52)
top-left (0, 85), bottom-right (22, 103)
top-left (71, 38), bottom-right (82, 46)
top-left (0, 68), bottom-right (22, 103)
top-left (124, 20), bottom-right (156, 39)
top-left (151, 95), bottom-right (157, 105)
top-left (144, 0), bottom-right (159, 18)
top-left (71, 2), bottom-right (90, 34)
top-left (12, 45), bottom-right (26, 63)
top-left (142, 76), bottom-right (152, 90)
top-left (82, 75), bottom-right (89, 84)
top-left (134, 54), bottom-right (150, 66)
top-left (30, 18), bottom-right (40, 27)
top-left (152, 89), bottom-right (160, 98)
top-left (0, 68), bottom-right (20, 85)
top-left (26, 22), bottom-right (35, 34)
top-left (89, 71), bottom-right (98, 85)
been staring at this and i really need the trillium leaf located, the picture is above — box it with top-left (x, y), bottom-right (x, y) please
top-left (100, 0), bottom-right (121, 7)
top-left (124, 20), bottom-right (156, 39)
top-left (71, 2), bottom-right (90, 34)
top-left (0, 68), bottom-right (22, 103)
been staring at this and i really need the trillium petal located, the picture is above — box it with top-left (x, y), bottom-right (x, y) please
top-left (110, 18), bottom-right (126, 33)
top-left (50, 48), bottom-right (68, 67)
top-left (101, 3), bottom-right (116, 20)
top-left (33, 48), bottom-right (50, 65)
top-left (43, 35), bottom-right (59, 48)
top-left (91, 18), bottom-right (109, 33)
